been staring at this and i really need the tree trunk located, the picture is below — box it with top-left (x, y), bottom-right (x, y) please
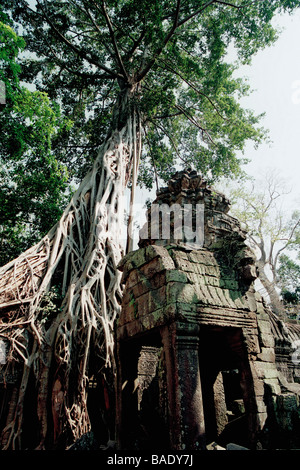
top-left (0, 85), bottom-right (142, 449)
top-left (256, 260), bottom-right (286, 319)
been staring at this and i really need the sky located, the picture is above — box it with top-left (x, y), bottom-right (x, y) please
top-left (232, 9), bottom-right (300, 204)
top-left (131, 9), bottom-right (300, 248)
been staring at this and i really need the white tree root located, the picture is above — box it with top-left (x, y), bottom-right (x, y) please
top-left (0, 88), bottom-right (142, 449)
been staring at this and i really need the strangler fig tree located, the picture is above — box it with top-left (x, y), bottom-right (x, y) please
top-left (0, 0), bottom-right (299, 450)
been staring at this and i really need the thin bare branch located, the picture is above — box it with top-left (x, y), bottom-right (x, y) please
top-left (177, 0), bottom-right (216, 27)
top-left (157, 59), bottom-right (229, 121)
top-left (215, 1), bottom-right (242, 8)
top-left (143, 126), bottom-right (159, 192)
top-left (36, 0), bottom-right (122, 80)
top-left (100, 0), bottom-right (129, 81)
top-left (44, 38), bottom-right (113, 80)
top-left (136, 0), bottom-right (183, 82)
top-left (125, 29), bottom-right (146, 63)
top-left (148, 118), bottom-right (188, 164)
top-left (77, 0), bottom-right (116, 59)
top-left (174, 103), bottom-right (216, 144)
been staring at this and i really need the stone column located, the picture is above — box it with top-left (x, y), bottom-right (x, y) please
top-left (160, 322), bottom-right (206, 450)
top-left (213, 371), bottom-right (228, 436)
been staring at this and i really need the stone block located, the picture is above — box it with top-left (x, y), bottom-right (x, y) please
top-left (167, 282), bottom-right (199, 304)
top-left (118, 302), bottom-right (135, 326)
top-left (139, 258), bottom-right (166, 279)
top-left (169, 248), bottom-right (189, 261)
top-left (257, 347), bottom-right (275, 363)
top-left (213, 287), bottom-right (229, 307)
top-left (131, 291), bottom-right (150, 317)
top-left (252, 376), bottom-right (265, 397)
top-left (256, 412), bottom-right (268, 429)
top-left (243, 333), bottom-right (260, 355)
top-left (176, 302), bottom-right (197, 316)
top-left (255, 304), bottom-right (270, 318)
top-left (229, 291), bottom-right (247, 310)
top-left (165, 270), bottom-right (188, 284)
top-left (194, 284), bottom-right (211, 305)
top-left (258, 332), bottom-right (275, 349)
top-left (128, 281), bottom-right (149, 299)
top-left (221, 289), bottom-right (237, 309)
top-left (120, 245), bottom-right (176, 280)
top-left (257, 318), bottom-right (272, 335)
top-left (253, 362), bottom-right (278, 380)
top-left (188, 251), bottom-right (216, 266)
top-left (148, 286), bottom-right (167, 312)
top-left (145, 244), bottom-right (173, 262)
top-left (204, 275), bottom-right (220, 287)
top-left (149, 272), bottom-right (167, 290)
top-left (194, 264), bottom-right (206, 275)
top-left (244, 292), bottom-right (257, 312)
top-left (204, 265), bottom-right (220, 277)
top-left (187, 271), bottom-right (205, 284)
top-left (173, 258), bottom-right (195, 272)
top-left (256, 399), bottom-right (267, 413)
top-left (125, 269), bottom-right (140, 289)
top-left (276, 393), bottom-right (299, 412)
top-left (263, 378), bottom-right (281, 395)
top-left (205, 285), bottom-right (222, 307)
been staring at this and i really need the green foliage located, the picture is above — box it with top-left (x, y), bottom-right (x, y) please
top-left (1, 0), bottom-right (300, 260)
top-left (0, 19), bottom-right (72, 265)
top-left (277, 254), bottom-right (300, 305)
top-left (3, 0), bottom-right (299, 189)
top-left (36, 286), bottom-right (63, 329)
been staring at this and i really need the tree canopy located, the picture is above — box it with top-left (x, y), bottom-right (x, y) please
top-left (277, 254), bottom-right (300, 308)
top-left (4, 0), bottom-right (299, 192)
top-left (0, 11), bottom-right (72, 265)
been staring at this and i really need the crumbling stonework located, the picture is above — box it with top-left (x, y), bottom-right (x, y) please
top-left (116, 169), bottom-right (300, 450)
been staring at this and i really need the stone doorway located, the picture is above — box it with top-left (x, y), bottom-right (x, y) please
top-left (199, 326), bottom-right (256, 448)
top-left (116, 332), bottom-right (170, 450)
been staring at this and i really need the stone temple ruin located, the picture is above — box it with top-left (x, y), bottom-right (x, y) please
top-left (116, 169), bottom-right (300, 450)
top-left (1, 168), bottom-right (300, 451)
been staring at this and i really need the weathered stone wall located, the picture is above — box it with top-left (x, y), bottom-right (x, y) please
top-left (116, 169), bottom-right (300, 450)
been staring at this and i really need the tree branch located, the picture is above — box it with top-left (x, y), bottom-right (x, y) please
top-left (35, 0), bottom-right (122, 80)
top-left (215, 1), bottom-right (242, 8)
top-left (75, 0), bottom-right (116, 59)
top-left (43, 38), bottom-right (113, 80)
top-left (273, 217), bottom-right (300, 271)
top-left (154, 111), bottom-right (183, 119)
top-left (157, 59), bottom-right (229, 121)
top-left (177, 0), bottom-right (216, 27)
top-left (136, 0), bottom-right (245, 83)
top-left (143, 126), bottom-right (159, 192)
top-left (125, 29), bottom-right (146, 63)
top-left (136, 0), bottom-right (183, 82)
top-left (148, 118), bottom-right (188, 164)
top-left (142, 81), bottom-right (214, 144)
top-left (100, 0), bottom-right (129, 81)
top-left (174, 103), bottom-right (216, 144)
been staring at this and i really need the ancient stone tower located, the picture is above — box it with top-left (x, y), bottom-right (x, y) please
top-left (116, 169), bottom-right (300, 450)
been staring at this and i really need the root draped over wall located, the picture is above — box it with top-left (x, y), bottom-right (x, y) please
top-left (0, 87), bottom-right (142, 449)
